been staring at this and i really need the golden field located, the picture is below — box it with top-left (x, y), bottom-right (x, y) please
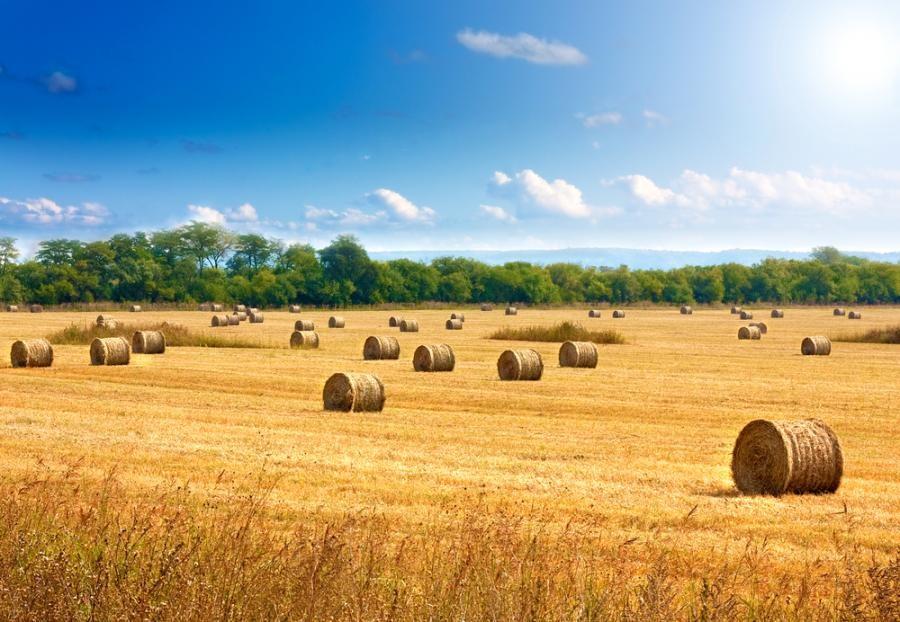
top-left (0, 307), bottom-right (897, 620)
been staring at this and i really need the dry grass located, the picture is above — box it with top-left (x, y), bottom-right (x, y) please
top-left (488, 320), bottom-right (626, 344)
top-left (47, 321), bottom-right (272, 349)
top-left (835, 324), bottom-right (900, 344)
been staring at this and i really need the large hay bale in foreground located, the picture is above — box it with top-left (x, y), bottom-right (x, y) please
top-left (848, 311), bottom-right (862, 320)
top-left (10, 339), bottom-right (53, 368)
top-left (413, 344), bottom-right (455, 372)
top-left (130, 305), bottom-right (142, 312)
top-left (329, 316), bottom-right (345, 328)
top-left (497, 349), bottom-right (543, 381)
top-left (450, 312), bottom-right (465, 322)
top-left (749, 322), bottom-right (768, 334)
top-left (289, 305), bottom-right (301, 313)
top-left (680, 305), bottom-right (692, 315)
top-left (612, 310), bottom-right (625, 318)
top-left (739, 310), bottom-right (753, 320)
top-left (399, 319), bottom-right (419, 333)
top-left (290, 331), bottom-right (319, 349)
top-left (132, 330), bottom-right (166, 354)
top-left (211, 314), bottom-right (230, 327)
top-left (730, 306), bottom-right (742, 314)
top-left (90, 337), bottom-right (130, 366)
top-left (505, 306), bottom-right (518, 315)
top-left (363, 335), bottom-right (400, 360)
top-left (558, 341), bottom-right (598, 368)
top-left (30, 304), bottom-right (43, 313)
top-left (323, 372), bottom-right (385, 412)
top-left (445, 318), bottom-right (463, 330)
top-left (771, 309), bottom-right (784, 318)
top-left (249, 311), bottom-right (264, 324)
top-left (801, 336), bottom-right (831, 356)
top-left (833, 308), bottom-right (846, 316)
top-left (294, 319), bottom-right (315, 331)
top-left (6, 305), bottom-right (18, 312)
top-left (588, 310), bottom-right (601, 318)
top-left (738, 326), bottom-right (761, 340)
top-left (388, 315), bottom-right (402, 327)
top-left (731, 419), bottom-right (843, 495)
top-left (481, 303), bottom-right (493, 311)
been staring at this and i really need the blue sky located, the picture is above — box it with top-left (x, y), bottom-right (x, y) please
top-left (2, 0), bottom-right (899, 255)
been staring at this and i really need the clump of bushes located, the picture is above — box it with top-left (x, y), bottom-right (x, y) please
top-left (834, 325), bottom-right (900, 344)
top-left (47, 321), bottom-right (270, 349)
top-left (488, 321), bottom-right (625, 344)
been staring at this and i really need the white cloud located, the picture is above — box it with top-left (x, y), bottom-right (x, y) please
top-left (187, 204), bottom-right (227, 225)
top-left (492, 171), bottom-right (512, 186)
top-left (617, 175), bottom-right (686, 207)
top-left (226, 202), bottom-right (258, 222)
top-left (579, 112), bottom-right (622, 127)
top-left (456, 29), bottom-right (587, 66)
top-left (0, 196), bottom-right (108, 226)
top-left (480, 204), bottom-right (517, 223)
top-left (642, 109), bottom-right (668, 127)
top-left (368, 188), bottom-right (436, 222)
top-left (490, 169), bottom-right (593, 218)
top-left (304, 204), bottom-right (387, 229)
top-left (44, 71), bottom-right (77, 94)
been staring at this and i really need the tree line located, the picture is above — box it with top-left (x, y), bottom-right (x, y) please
top-left (0, 224), bottom-right (897, 307)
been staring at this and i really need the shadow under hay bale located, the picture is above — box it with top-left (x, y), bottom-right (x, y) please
top-left (445, 318), bottom-right (463, 330)
top-left (731, 419), bottom-right (843, 495)
top-left (680, 305), bottom-right (692, 315)
top-left (413, 344), bottom-right (455, 372)
top-left (363, 336), bottom-right (400, 360)
top-left (399, 319), bottom-right (419, 332)
top-left (329, 316), bottom-right (345, 328)
top-left (497, 349), bottom-right (543, 381)
top-left (738, 326), bottom-right (761, 340)
top-left (90, 337), bottom-right (130, 366)
top-left (323, 372), bottom-right (385, 412)
top-left (10, 339), bottom-right (53, 368)
top-left (132, 330), bottom-right (166, 354)
top-left (558, 341), bottom-right (598, 368)
top-left (290, 331), bottom-right (319, 349)
top-left (294, 319), bottom-right (315, 332)
top-left (801, 335), bottom-right (831, 356)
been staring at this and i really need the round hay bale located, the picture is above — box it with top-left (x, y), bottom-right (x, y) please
top-left (497, 349), bottom-right (543, 381)
top-left (289, 304), bottom-right (301, 313)
top-left (388, 315), bottom-right (401, 327)
top-left (737, 326), bottom-right (761, 340)
top-left (612, 310), bottom-right (625, 318)
top-left (6, 305), bottom-right (18, 312)
top-left (10, 338), bottom-right (53, 368)
top-left (132, 330), bottom-right (166, 354)
top-left (323, 372), bottom-right (385, 412)
top-left (329, 316), bottom-right (345, 328)
top-left (680, 305), bottom-right (692, 315)
top-left (801, 335), bottom-right (831, 356)
top-left (445, 318), bottom-right (463, 330)
top-left (731, 419), bottom-right (842, 495)
top-left (413, 344), bottom-right (455, 372)
top-left (399, 319), bottom-right (419, 333)
top-left (363, 335), bottom-right (400, 360)
top-left (211, 303), bottom-right (224, 312)
top-left (234, 304), bottom-right (247, 313)
top-left (30, 304), bottom-right (43, 313)
top-left (588, 309), bottom-right (601, 318)
top-left (848, 311), bottom-right (862, 320)
top-left (505, 306), bottom-right (518, 316)
top-left (290, 330), bottom-right (319, 349)
top-left (480, 303), bottom-right (494, 311)
top-left (450, 312), bottom-right (465, 322)
top-left (96, 314), bottom-right (116, 327)
top-left (749, 322), bottom-right (768, 334)
top-left (226, 314), bottom-right (241, 326)
top-left (233, 312), bottom-right (248, 322)
top-left (211, 314), bottom-right (230, 327)
top-left (833, 308), bottom-right (845, 316)
top-left (558, 341), bottom-right (598, 368)
top-left (771, 309), bottom-right (784, 318)
top-left (730, 306), bottom-right (742, 314)
top-left (294, 319), bottom-right (315, 331)
top-left (198, 302), bottom-right (212, 312)
top-left (739, 310), bottom-right (754, 320)
top-left (249, 311), bottom-right (264, 324)
top-left (130, 305), bottom-right (142, 312)
top-left (90, 337), bottom-right (130, 366)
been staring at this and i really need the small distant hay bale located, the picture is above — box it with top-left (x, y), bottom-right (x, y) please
top-left (680, 305), bottom-right (692, 315)
top-left (329, 316), bottom-right (345, 328)
top-left (399, 319), bottom-right (419, 332)
top-left (132, 330), bottom-right (166, 354)
top-left (6, 305), bottom-right (18, 312)
top-left (290, 331), bottom-right (319, 349)
top-left (289, 305), bottom-right (301, 313)
top-left (211, 303), bottom-right (224, 312)
top-left (505, 306), bottom-right (518, 315)
top-left (738, 326), bottom-right (761, 340)
top-left (323, 372), bottom-right (385, 412)
top-left (450, 312), bottom-right (465, 322)
top-left (739, 310), bottom-right (753, 320)
top-left (588, 309), bottom-right (601, 318)
top-left (363, 335), bottom-right (400, 360)
top-left (801, 335), bottom-right (831, 356)
top-left (612, 310), bottom-right (625, 318)
top-left (481, 303), bottom-right (494, 311)
top-left (413, 344), bottom-right (455, 372)
top-left (247, 307), bottom-right (260, 316)
top-left (749, 322), bottom-right (768, 334)
top-left (388, 315), bottom-right (402, 327)
top-left (211, 314), bottom-right (230, 327)
top-left (130, 305), bottom-right (142, 312)
top-left (497, 349), bottom-right (543, 381)
top-left (233, 312), bottom-right (248, 322)
top-left (771, 309), bottom-right (784, 318)
top-left (294, 319), bottom-right (315, 331)
top-left (731, 418), bottom-right (842, 495)
top-left (833, 308), bottom-right (846, 316)
top-left (445, 318), bottom-right (463, 330)
top-left (234, 304), bottom-right (247, 313)
top-left (90, 337), bottom-right (130, 366)
top-left (558, 341), bottom-right (598, 368)
top-left (730, 306), bottom-right (742, 314)
top-left (249, 311), bottom-right (264, 324)
top-left (226, 314), bottom-right (241, 326)
top-left (848, 311), bottom-right (862, 319)
top-left (96, 314), bottom-right (116, 328)
top-left (10, 338), bottom-right (53, 368)
top-left (30, 304), bottom-right (44, 313)
top-left (198, 302), bottom-right (212, 312)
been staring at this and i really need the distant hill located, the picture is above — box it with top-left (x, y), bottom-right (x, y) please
top-left (369, 248), bottom-right (900, 270)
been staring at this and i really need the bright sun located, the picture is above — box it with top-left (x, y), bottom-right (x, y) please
top-left (825, 23), bottom-right (898, 93)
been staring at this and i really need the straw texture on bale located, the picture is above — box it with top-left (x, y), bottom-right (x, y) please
top-left (497, 349), bottom-right (543, 381)
top-left (445, 318), bottom-right (463, 330)
top-left (323, 372), bottom-right (385, 412)
top-left (731, 306), bottom-right (742, 314)
top-left (833, 308), bottom-right (846, 316)
top-left (90, 337), bottom-right (130, 366)
top-left (848, 311), bottom-right (862, 319)
top-left (739, 310), bottom-right (754, 320)
top-left (738, 326), bottom-right (761, 340)
top-left (680, 305), bottom-right (692, 315)
top-left (329, 316), bottom-right (345, 328)
top-left (10, 338), bottom-right (53, 368)
top-left (289, 305), bottom-right (301, 313)
top-left (211, 314), bottom-right (230, 327)
top-left (234, 304), bottom-right (247, 313)
top-left (6, 305), bottom-right (18, 312)
top-left (130, 305), bottom-right (142, 312)
top-left (249, 311), bottom-right (264, 323)
top-left (399, 319), bottom-right (419, 332)
top-left (290, 331), bottom-right (319, 349)
top-left (450, 312), bottom-right (465, 322)
top-left (588, 310), bottom-right (601, 318)
top-left (413, 344), bottom-right (455, 372)
top-left (30, 304), bottom-right (43, 313)
top-left (388, 316), bottom-right (401, 327)
top-left (481, 303), bottom-right (493, 311)
top-left (558, 341), bottom-right (598, 368)
top-left (731, 419), bottom-right (843, 495)
top-left (294, 319), bottom-right (315, 331)
top-left (226, 314), bottom-right (240, 326)
top-left (132, 330), bottom-right (166, 354)
top-left (211, 303), bottom-right (224, 312)
top-left (771, 309), bottom-right (784, 318)
top-left (363, 335), bottom-right (400, 360)
top-left (233, 312), bottom-right (248, 322)
top-left (612, 310), bottom-right (625, 318)
top-left (801, 335), bottom-right (832, 356)
top-left (505, 306), bottom-right (518, 315)
top-left (749, 322), bottom-right (768, 334)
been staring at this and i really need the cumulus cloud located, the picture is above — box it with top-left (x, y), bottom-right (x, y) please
top-left (187, 204), bottom-right (227, 225)
top-left (44, 71), bottom-right (77, 93)
top-left (457, 29), bottom-right (587, 65)
top-left (226, 202), bottom-right (258, 222)
top-left (490, 169), bottom-right (592, 218)
top-left (186, 202), bottom-right (261, 225)
top-left (0, 196), bottom-right (108, 226)
top-left (367, 188), bottom-right (436, 222)
top-left (579, 112), bottom-right (622, 127)
top-left (480, 204), bottom-right (517, 223)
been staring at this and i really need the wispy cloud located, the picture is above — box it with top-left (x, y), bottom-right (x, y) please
top-left (305, 205), bottom-right (386, 228)
top-left (642, 109), bottom-right (668, 127)
top-left (480, 204), bottom-right (517, 223)
top-left (43, 172), bottom-right (100, 183)
top-left (457, 29), bottom-right (587, 66)
top-left (181, 139), bottom-right (223, 154)
top-left (578, 112), bottom-right (622, 127)
top-left (0, 196), bottom-right (108, 226)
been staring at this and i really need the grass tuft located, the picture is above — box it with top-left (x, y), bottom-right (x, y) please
top-left (487, 321), bottom-right (625, 344)
top-left (47, 321), bottom-right (272, 349)
top-left (834, 324), bottom-right (900, 344)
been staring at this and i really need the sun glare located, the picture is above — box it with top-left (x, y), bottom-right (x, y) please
top-left (825, 22), bottom-right (898, 94)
